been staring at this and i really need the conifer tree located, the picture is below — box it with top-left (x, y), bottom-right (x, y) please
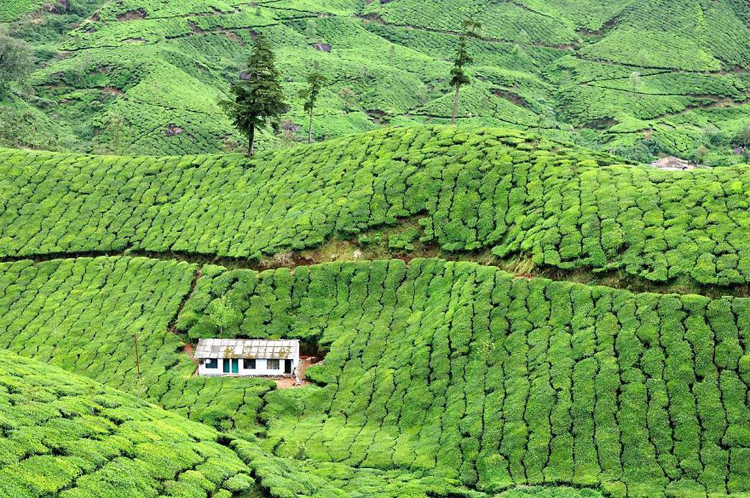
top-left (299, 70), bottom-right (327, 144)
top-left (450, 19), bottom-right (481, 124)
top-left (220, 34), bottom-right (287, 156)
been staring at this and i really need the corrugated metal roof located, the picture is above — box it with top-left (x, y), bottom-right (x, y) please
top-left (194, 338), bottom-right (299, 359)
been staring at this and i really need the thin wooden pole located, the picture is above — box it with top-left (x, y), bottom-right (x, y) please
top-left (133, 335), bottom-right (141, 377)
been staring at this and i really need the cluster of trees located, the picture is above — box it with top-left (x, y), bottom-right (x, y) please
top-left (223, 21), bottom-right (481, 156)
top-left (693, 123), bottom-right (750, 165)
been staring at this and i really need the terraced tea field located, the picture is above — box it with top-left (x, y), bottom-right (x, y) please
top-left (6, 253), bottom-right (750, 496)
top-left (4, 127), bottom-right (750, 496)
top-left (4, 126), bottom-right (750, 288)
top-left (189, 259), bottom-right (750, 496)
top-left (4, 0), bottom-right (750, 495)
top-left (0, 350), bottom-right (262, 497)
top-left (2, 0), bottom-right (750, 164)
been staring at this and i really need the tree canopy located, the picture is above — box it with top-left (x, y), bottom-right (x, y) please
top-left (0, 33), bottom-right (31, 95)
top-left (299, 70), bottom-right (327, 144)
top-left (449, 19), bottom-right (482, 124)
top-left (220, 34), bottom-right (287, 156)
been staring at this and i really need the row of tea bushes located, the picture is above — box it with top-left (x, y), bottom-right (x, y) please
top-left (0, 348), bottom-right (492, 497)
top-left (0, 351), bottom-right (261, 497)
top-left (179, 258), bottom-right (750, 496)
top-left (0, 256), bottom-right (485, 497)
top-left (0, 257), bottom-right (273, 438)
top-left (15, 124), bottom-right (750, 286)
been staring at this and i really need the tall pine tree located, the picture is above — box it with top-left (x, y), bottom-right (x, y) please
top-left (450, 19), bottom-right (481, 124)
top-left (221, 34), bottom-right (287, 156)
top-left (299, 70), bottom-right (327, 144)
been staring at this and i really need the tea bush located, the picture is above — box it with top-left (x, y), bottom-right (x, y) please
top-left (6, 125), bottom-right (750, 286)
top-left (7, 253), bottom-right (750, 495)
top-left (0, 350), bottom-right (260, 497)
top-left (4, 0), bottom-right (750, 162)
top-left (0, 0), bottom-right (47, 21)
top-left (0, 256), bottom-right (274, 438)
top-left (179, 258), bottom-right (750, 496)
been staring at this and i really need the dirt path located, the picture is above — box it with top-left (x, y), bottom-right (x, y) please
top-left (274, 357), bottom-right (316, 389)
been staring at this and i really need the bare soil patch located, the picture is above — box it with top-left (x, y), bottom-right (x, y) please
top-left (101, 86), bottom-right (123, 95)
top-left (118, 9), bottom-right (146, 21)
top-left (274, 357), bottom-right (316, 389)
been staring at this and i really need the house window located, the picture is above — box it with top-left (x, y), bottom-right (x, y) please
top-left (205, 358), bottom-right (218, 369)
top-left (244, 359), bottom-right (256, 370)
top-left (267, 359), bottom-right (280, 370)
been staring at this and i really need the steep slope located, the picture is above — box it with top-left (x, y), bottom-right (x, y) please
top-left (179, 258), bottom-right (750, 496)
top-left (6, 253), bottom-right (750, 496)
top-left (0, 350), bottom-right (261, 497)
top-left (3, 126), bottom-right (750, 287)
top-left (3, 0), bottom-right (749, 163)
top-left (0, 256), bottom-right (275, 438)
top-left (5, 126), bottom-right (750, 497)
top-left (0, 349), bottom-right (479, 497)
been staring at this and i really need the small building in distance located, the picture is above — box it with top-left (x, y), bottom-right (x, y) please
top-left (649, 156), bottom-right (697, 171)
top-left (195, 338), bottom-right (299, 377)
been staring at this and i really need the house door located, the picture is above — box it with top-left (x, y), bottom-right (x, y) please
top-left (223, 359), bottom-right (230, 373)
top-left (285, 359), bottom-right (293, 374)
top-left (232, 359), bottom-right (239, 374)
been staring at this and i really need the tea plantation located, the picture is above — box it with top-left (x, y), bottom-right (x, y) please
top-left (4, 126), bottom-right (750, 287)
top-left (179, 258), bottom-right (750, 496)
top-left (0, 256), bottom-right (276, 438)
top-left (2, 349), bottom-right (475, 497)
top-left (5, 250), bottom-right (750, 496)
top-left (4, 0), bottom-right (750, 493)
top-left (0, 350), bottom-right (263, 497)
top-left (3, 0), bottom-right (750, 163)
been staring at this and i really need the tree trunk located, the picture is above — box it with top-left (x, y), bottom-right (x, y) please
top-left (451, 83), bottom-right (461, 125)
top-left (248, 124), bottom-right (255, 157)
top-left (308, 108), bottom-right (314, 144)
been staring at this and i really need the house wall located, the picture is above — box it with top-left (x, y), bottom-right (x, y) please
top-left (197, 357), bottom-right (299, 377)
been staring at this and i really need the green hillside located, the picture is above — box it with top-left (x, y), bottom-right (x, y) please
top-left (184, 258), bottom-right (750, 496)
top-left (0, 349), bottom-right (482, 497)
top-left (4, 126), bottom-right (750, 288)
top-left (0, 256), bottom-right (273, 437)
top-left (5, 252), bottom-right (750, 496)
top-left (2, 0), bottom-right (750, 164)
top-left (4, 1), bottom-right (750, 493)
top-left (0, 350), bottom-right (262, 497)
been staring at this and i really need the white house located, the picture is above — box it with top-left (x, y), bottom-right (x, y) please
top-left (195, 338), bottom-right (300, 377)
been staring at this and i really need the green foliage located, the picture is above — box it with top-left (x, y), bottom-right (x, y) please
top-left (735, 123), bottom-right (750, 148)
top-left (7, 124), bottom-right (750, 286)
top-left (0, 33), bottom-right (32, 94)
top-left (450, 19), bottom-right (481, 90)
top-left (0, 0), bottom-right (748, 161)
top-left (0, 350), bottom-right (260, 497)
top-left (0, 257), bottom-right (274, 439)
top-left (220, 34), bottom-right (288, 156)
top-left (175, 258), bottom-right (750, 495)
top-left (299, 69), bottom-right (327, 143)
top-left (449, 19), bottom-right (481, 124)
top-left (8, 251), bottom-right (750, 495)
